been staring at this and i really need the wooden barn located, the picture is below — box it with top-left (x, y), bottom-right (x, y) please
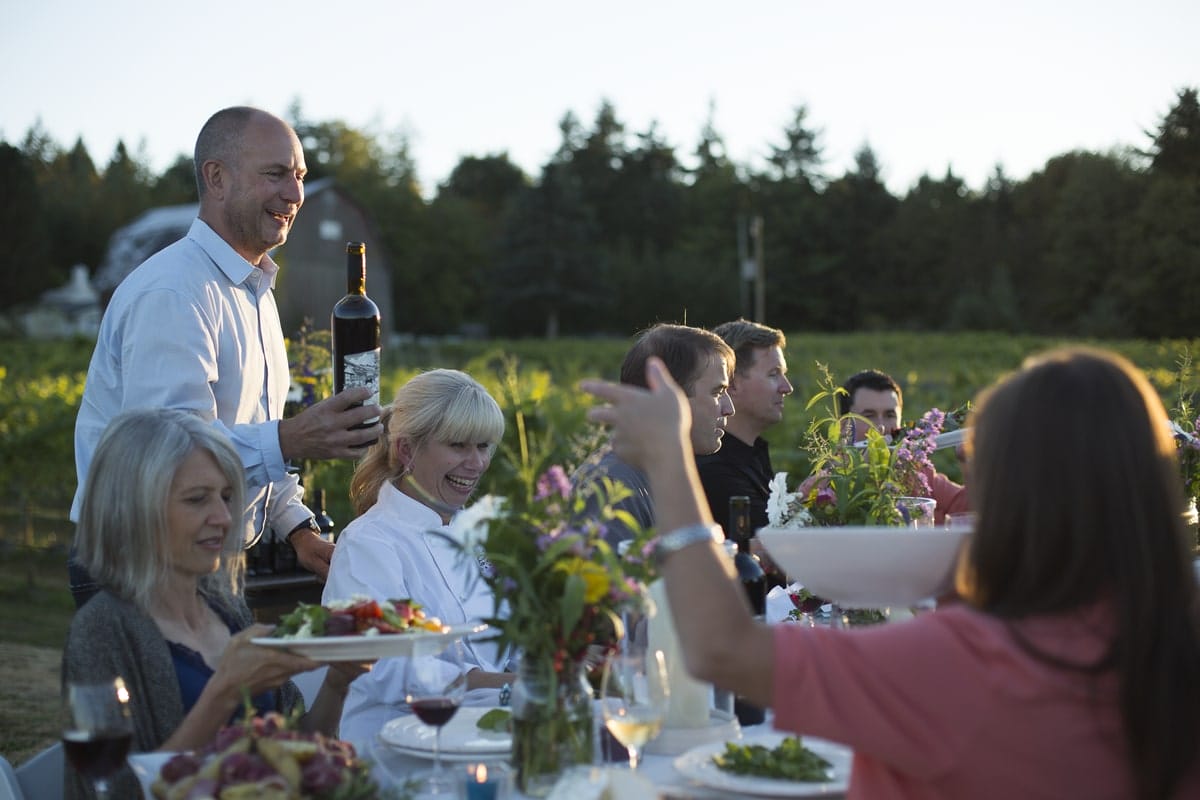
top-left (92, 178), bottom-right (394, 337)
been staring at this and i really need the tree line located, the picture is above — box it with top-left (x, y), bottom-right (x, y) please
top-left (2, 89), bottom-right (1197, 339)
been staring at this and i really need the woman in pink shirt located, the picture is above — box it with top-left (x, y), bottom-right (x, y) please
top-left (583, 347), bottom-right (1200, 799)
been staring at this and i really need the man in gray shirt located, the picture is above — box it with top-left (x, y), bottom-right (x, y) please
top-left (576, 323), bottom-right (735, 547)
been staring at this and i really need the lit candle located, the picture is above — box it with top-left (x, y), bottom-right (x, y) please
top-left (465, 763), bottom-right (498, 800)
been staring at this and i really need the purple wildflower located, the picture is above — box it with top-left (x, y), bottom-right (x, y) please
top-left (535, 465), bottom-right (572, 501)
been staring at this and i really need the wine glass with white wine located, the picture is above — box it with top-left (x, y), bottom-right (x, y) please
top-left (599, 645), bottom-right (670, 771)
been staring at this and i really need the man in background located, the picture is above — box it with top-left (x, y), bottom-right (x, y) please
top-left (839, 369), bottom-right (969, 525)
top-left (69, 106), bottom-right (382, 606)
top-left (696, 319), bottom-right (793, 533)
top-left (576, 323), bottom-right (735, 547)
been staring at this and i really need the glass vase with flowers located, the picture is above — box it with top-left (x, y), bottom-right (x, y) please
top-left (767, 364), bottom-right (956, 624)
top-left (447, 466), bottom-right (657, 796)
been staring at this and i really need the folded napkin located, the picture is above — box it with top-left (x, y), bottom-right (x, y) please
top-left (765, 584), bottom-right (795, 623)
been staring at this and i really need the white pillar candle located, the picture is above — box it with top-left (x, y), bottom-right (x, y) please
top-left (646, 579), bottom-right (711, 728)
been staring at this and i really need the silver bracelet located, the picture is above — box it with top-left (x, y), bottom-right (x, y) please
top-left (654, 523), bottom-right (724, 565)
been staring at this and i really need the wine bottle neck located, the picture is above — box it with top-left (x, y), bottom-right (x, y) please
top-left (346, 256), bottom-right (366, 295)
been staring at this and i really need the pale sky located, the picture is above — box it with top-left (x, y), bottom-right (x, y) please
top-left (2, 0), bottom-right (1197, 197)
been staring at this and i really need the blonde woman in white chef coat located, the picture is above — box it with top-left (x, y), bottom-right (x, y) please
top-left (324, 369), bottom-right (513, 743)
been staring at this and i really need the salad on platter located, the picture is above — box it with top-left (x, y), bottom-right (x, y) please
top-left (712, 736), bottom-right (833, 782)
top-left (271, 596), bottom-right (446, 639)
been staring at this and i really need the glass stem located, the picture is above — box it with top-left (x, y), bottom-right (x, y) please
top-left (629, 745), bottom-right (640, 770)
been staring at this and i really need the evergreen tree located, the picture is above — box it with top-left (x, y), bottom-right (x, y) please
top-left (1147, 87), bottom-right (1200, 180)
top-left (492, 163), bottom-right (603, 337)
top-left (0, 143), bottom-right (50, 308)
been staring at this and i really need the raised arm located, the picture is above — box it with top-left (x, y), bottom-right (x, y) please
top-left (581, 358), bottom-right (776, 708)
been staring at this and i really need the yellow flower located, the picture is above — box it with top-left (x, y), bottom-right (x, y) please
top-left (554, 558), bottom-right (610, 603)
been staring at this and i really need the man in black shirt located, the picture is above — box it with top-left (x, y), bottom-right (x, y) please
top-left (697, 319), bottom-right (793, 534)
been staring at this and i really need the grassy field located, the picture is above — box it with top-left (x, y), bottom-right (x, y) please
top-left (0, 547), bottom-right (72, 766)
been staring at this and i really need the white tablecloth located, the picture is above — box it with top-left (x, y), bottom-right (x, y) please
top-left (362, 714), bottom-right (849, 799)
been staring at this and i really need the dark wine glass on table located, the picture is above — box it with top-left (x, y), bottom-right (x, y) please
top-left (62, 677), bottom-right (134, 799)
top-left (405, 639), bottom-right (468, 794)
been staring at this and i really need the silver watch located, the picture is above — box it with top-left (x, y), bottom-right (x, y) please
top-left (654, 523), bottom-right (724, 565)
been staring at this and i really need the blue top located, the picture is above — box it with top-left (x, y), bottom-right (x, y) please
top-left (167, 600), bottom-right (276, 719)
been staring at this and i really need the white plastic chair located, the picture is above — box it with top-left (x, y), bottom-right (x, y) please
top-left (0, 754), bottom-right (24, 800)
top-left (14, 742), bottom-right (62, 800)
top-left (291, 665), bottom-right (330, 710)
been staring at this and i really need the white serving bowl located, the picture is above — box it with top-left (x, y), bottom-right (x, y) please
top-left (758, 526), bottom-right (969, 608)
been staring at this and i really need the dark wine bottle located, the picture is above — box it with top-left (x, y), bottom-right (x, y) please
top-left (312, 488), bottom-right (336, 543)
top-left (331, 241), bottom-right (381, 427)
top-left (272, 531), bottom-right (298, 575)
top-left (729, 496), bottom-right (766, 617)
top-left (729, 495), bottom-right (767, 726)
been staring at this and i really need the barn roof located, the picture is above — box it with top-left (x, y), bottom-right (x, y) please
top-left (93, 178), bottom-right (339, 293)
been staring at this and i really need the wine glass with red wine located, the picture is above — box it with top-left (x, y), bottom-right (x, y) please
top-left (62, 677), bottom-right (134, 798)
top-left (404, 639), bottom-right (468, 794)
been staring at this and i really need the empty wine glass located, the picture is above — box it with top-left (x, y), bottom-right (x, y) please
top-left (404, 640), bottom-right (468, 795)
top-left (62, 677), bottom-right (134, 799)
top-left (599, 646), bottom-right (670, 771)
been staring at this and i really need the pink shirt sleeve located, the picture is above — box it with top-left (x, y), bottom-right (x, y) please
top-left (771, 610), bottom-right (995, 780)
top-left (928, 469), bottom-right (969, 524)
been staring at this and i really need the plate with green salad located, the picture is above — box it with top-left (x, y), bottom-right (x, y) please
top-left (673, 732), bottom-right (851, 796)
top-left (253, 597), bottom-right (488, 660)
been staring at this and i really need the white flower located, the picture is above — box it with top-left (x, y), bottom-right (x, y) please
top-left (449, 494), bottom-right (507, 549)
top-left (767, 472), bottom-right (813, 529)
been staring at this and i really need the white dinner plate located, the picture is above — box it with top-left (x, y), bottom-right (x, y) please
top-left (932, 428), bottom-right (969, 450)
top-left (252, 623), bottom-right (488, 661)
top-left (758, 526), bottom-right (968, 608)
top-left (674, 732), bottom-right (851, 797)
top-left (379, 706), bottom-right (512, 759)
top-left (852, 427), bottom-right (970, 451)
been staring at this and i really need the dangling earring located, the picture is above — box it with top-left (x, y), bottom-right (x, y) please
top-left (395, 439), bottom-right (414, 486)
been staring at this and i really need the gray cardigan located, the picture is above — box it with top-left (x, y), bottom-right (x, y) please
top-left (62, 590), bottom-right (302, 800)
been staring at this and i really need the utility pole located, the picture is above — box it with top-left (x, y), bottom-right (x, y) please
top-left (737, 215), bottom-right (765, 322)
top-left (737, 216), bottom-right (751, 319)
top-left (750, 215), bottom-right (765, 323)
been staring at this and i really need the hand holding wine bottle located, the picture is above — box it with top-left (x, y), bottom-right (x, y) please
top-left (277, 386), bottom-right (383, 461)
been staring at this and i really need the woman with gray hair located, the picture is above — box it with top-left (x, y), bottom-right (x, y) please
top-left (63, 408), bottom-right (363, 799)
top-left (324, 368), bottom-right (513, 744)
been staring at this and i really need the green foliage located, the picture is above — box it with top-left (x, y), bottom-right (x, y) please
top-left (0, 351), bottom-right (87, 546)
top-left (773, 365), bottom-right (943, 527)
top-left (1170, 350), bottom-right (1200, 504)
top-left (0, 547), bottom-right (74, 648)
top-left (3, 333), bottom-right (1199, 551)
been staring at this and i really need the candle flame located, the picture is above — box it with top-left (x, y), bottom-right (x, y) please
top-left (475, 764), bottom-right (488, 782)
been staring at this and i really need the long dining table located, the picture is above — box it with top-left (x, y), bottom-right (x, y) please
top-left (360, 710), bottom-right (851, 800)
